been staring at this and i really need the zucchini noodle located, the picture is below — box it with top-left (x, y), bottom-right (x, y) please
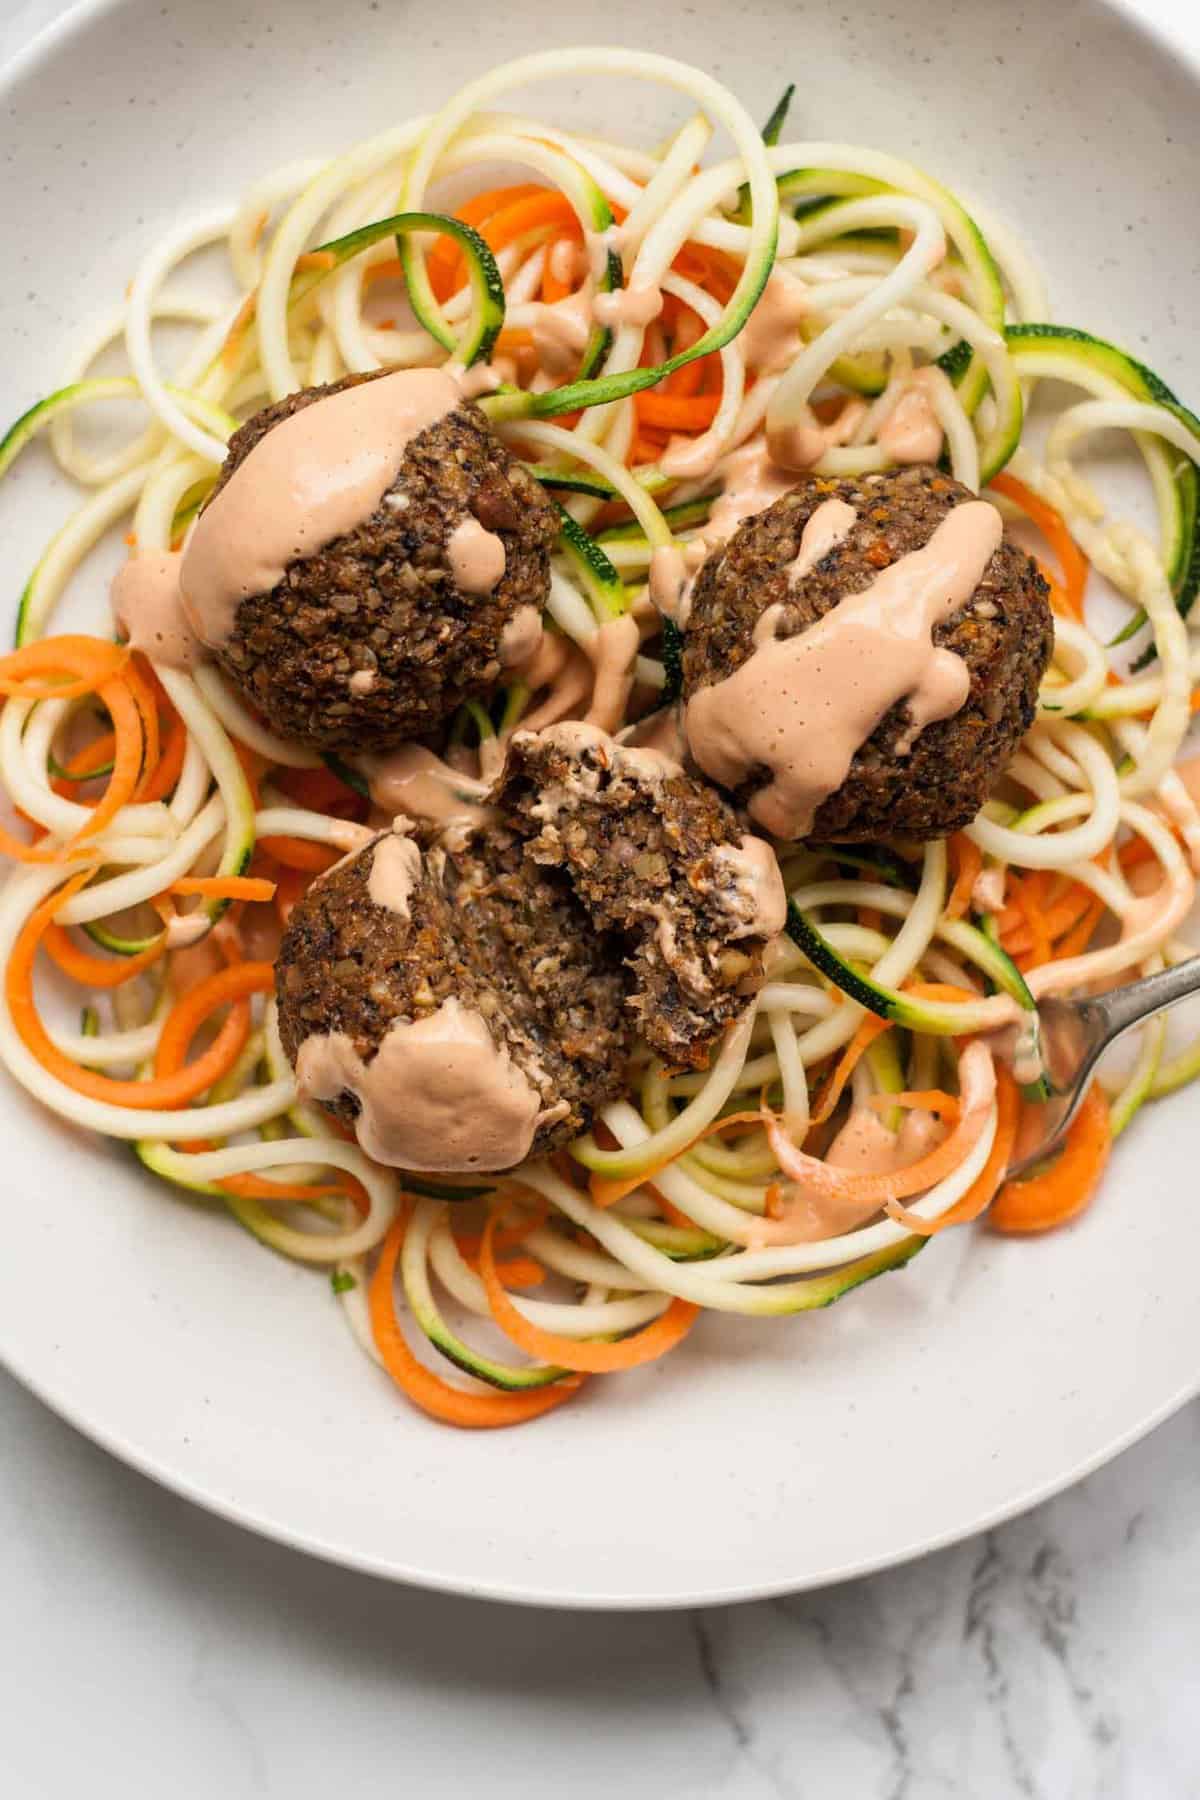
top-left (1, 49), bottom-right (1197, 1428)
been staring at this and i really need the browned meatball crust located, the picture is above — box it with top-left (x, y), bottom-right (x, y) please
top-left (208, 373), bottom-right (558, 752)
top-left (681, 466), bottom-right (1053, 842)
top-left (276, 826), bottom-right (630, 1162)
top-left (495, 724), bottom-right (784, 1070)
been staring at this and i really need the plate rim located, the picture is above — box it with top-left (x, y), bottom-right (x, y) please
top-left (1, 0), bottom-right (1198, 1609)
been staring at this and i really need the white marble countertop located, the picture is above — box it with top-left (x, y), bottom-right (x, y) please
top-left (3, 1), bottom-right (1200, 1795)
top-left (3, 1372), bottom-right (1198, 1797)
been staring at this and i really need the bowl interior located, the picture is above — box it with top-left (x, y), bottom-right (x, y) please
top-left (0, 0), bottom-right (1197, 1606)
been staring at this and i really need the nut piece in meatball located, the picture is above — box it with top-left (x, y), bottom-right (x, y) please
top-left (681, 466), bottom-right (1053, 842)
top-left (276, 823), bottom-right (629, 1172)
top-left (184, 369), bottom-right (558, 752)
top-left (495, 721), bottom-right (786, 1070)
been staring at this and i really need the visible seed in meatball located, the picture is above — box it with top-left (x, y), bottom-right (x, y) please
top-left (494, 721), bottom-right (786, 1070)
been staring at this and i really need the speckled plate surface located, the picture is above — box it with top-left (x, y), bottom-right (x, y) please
top-left (1, 0), bottom-right (1198, 1608)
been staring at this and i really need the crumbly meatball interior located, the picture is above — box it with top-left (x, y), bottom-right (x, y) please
top-left (209, 374), bottom-right (558, 751)
top-left (276, 827), bottom-right (630, 1159)
top-left (682, 466), bottom-right (1053, 842)
top-left (496, 728), bottom-right (778, 1070)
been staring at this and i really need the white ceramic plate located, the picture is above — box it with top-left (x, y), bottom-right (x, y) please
top-left (2, 0), bottom-right (1199, 1610)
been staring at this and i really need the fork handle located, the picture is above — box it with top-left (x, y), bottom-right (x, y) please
top-left (1089, 953), bottom-right (1200, 1039)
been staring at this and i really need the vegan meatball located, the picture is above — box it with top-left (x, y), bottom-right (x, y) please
top-left (188, 369), bottom-right (558, 752)
top-left (681, 466), bottom-right (1053, 842)
top-left (495, 722), bottom-right (786, 1070)
top-left (276, 822), bottom-right (629, 1172)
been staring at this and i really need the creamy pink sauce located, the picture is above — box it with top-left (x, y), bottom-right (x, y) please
top-left (709, 835), bottom-right (787, 939)
top-left (972, 863), bottom-right (1007, 914)
top-left (583, 614), bottom-right (641, 733)
top-left (518, 634), bottom-right (595, 733)
top-left (527, 719), bottom-right (683, 789)
top-left (784, 496), bottom-right (857, 585)
top-left (1172, 753), bottom-right (1200, 809)
top-left (648, 439), bottom-right (805, 626)
top-left (498, 604), bottom-right (544, 670)
top-left (704, 439), bottom-right (799, 543)
top-left (529, 292), bottom-right (592, 379)
top-left (1028, 858), bottom-right (1196, 1001)
top-left (165, 909), bottom-right (210, 950)
top-left (367, 829), bottom-right (422, 915)
top-left (877, 369), bottom-right (945, 466)
top-left (447, 514), bottom-right (506, 595)
top-left (548, 238), bottom-right (586, 285)
top-left (181, 368), bottom-right (461, 648)
top-left (1118, 864), bottom-right (1196, 952)
top-left (454, 362), bottom-right (503, 399)
top-left (985, 1017), bottom-right (1046, 1087)
top-left (110, 551), bottom-right (200, 670)
top-left (624, 705), bottom-right (690, 763)
top-left (349, 669), bottom-right (377, 695)
top-left (791, 1105), bottom-right (947, 1238)
top-left (739, 269), bottom-right (810, 374)
top-left (684, 501), bottom-right (1002, 840)
top-left (296, 996), bottom-right (544, 1172)
top-left (592, 282), bottom-right (664, 330)
top-left (767, 398), bottom-right (870, 472)
top-left (366, 744), bottom-right (496, 841)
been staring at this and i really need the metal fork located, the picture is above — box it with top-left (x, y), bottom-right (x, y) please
top-left (1006, 957), bottom-right (1200, 1177)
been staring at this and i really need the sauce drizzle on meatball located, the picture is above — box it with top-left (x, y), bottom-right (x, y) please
top-left (684, 500), bottom-right (1002, 840)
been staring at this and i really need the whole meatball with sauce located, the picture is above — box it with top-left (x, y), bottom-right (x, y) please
top-left (184, 369), bottom-right (558, 752)
top-left (680, 466), bottom-right (1053, 843)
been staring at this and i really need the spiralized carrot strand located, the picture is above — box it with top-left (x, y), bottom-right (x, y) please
top-left (51, 731), bottom-right (117, 791)
top-left (464, 1250), bottom-right (547, 1290)
top-left (153, 961), bottom-right (271, 1079)
top-left (453, 1199), bottom-right (549, 1259)
top-left (990, 1083), bottom-right (1111, 1234)
top-left (73, 675), bottom-right (144, 848)
top-left (138, 707), bottom-right (187, 803)
top-left (808, 1014), bottom-right (891, 1131)
top-left (42, 921), bottom-right (165, 988)
top-left (273, 864), bottom-right (313, 925)
top-left (945, 833), bottom-right (982, 922)
top-left (1051, 895), bottom-right (1106, 961)
top-left (169, 877), bottom-right (277, 902)
top-left (275, 764), bottom-right (366, 816)
top-left (125, 655), bottom-right (161, 798)
top-left (482, 191), bottom-right (578, 259)
top-left (480, 1213), bottom-right (698, 1372)
top-left (0, 690), bottom-right (140, 867)
top-left (921, 1065), bottom-right (1021, 1234)
top-left (541, 234), bottom-right (578, 304)
top-left (1010, 871), bottom-right (1053, 970)
top-left (368, 1212), bottom-right (584, 1428)
top-left (868, 1090), bottom-right (961, 1122)
top-left (427, 183), bottom-right (541, 298)
top-left (633, 389), bottom-right (722, 431)
top-left (989, 472), bottom-right (1088, 621)
top-left (6, 883), bottom-right (264, 1109)
top-left (765, 1041), bottom-right (995, 1225)
top-left (0, 636), bottom-right (129, 699)
top-left (258, 835), bottom-right (341, 873)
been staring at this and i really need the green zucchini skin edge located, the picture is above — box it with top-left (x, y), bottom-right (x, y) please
top-left (1005, 323), bottom-right (1200, 655)
top-left (555, 505), bottom-right (626, 618)
top-left (310, 210), bottom-right (507, 368)
top-left (660, 617), bottom-right (684, 705)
